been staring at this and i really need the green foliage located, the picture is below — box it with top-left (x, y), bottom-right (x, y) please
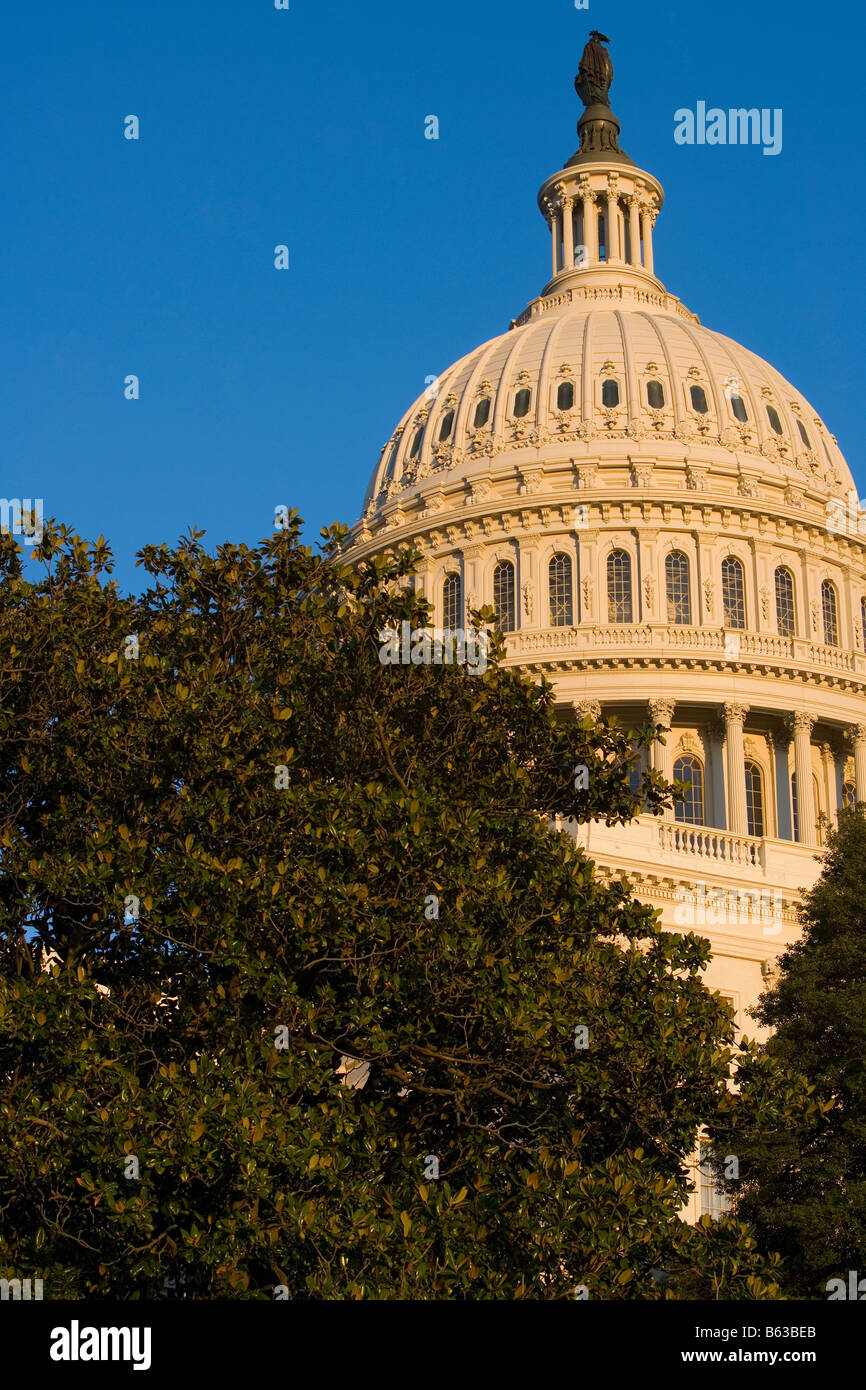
top-left (0, 517), bottom-right (786, 1298)
top-left (708, 807), bottom-right (866, 1298)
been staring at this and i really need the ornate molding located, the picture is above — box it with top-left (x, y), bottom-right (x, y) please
top-left (722, 702), bottom-right (750, 726)
top-left (573, 698), bottom-right (602, 723)
top-left (648, 698), bottom-right (676, 728)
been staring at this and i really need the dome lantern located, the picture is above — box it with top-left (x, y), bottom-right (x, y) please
top-left (538, 32), bottom-right (664, 296)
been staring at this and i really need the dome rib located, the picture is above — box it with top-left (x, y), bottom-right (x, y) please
top-left (614, 309), bottom-right (640, 426)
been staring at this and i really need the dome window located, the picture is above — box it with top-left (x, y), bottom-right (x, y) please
top-left (721, 556), bottom-right (746, 630)
top-left (674, 756), bottom-right (704, 826)
top-left (665, 551), bottom-right (691, 625)
top-left (602, 379), bottom-right (620, 408)
top-left (822, 580), bottom-right (839, 647)
top-left (409, 426), bottom-right (424, 459)
top-left (493, 560), bottom-right (516, 633)
top-left (473, 397), bottom-right (491, 429)
top-left (438, 410), bottom-right (455, 442)
top-left (745, 762), bottom-right (765, 838)
top-left (797, 419), bottom-right (811, 449)
top-left (766, 405), bottom-right (783, 435)
top-left (548, 553), bottom-right (573, 627)
top-left (729, 393), bottom-right (748, 423)
top-left (774, 567), bottom-right (795, 638)
top-left (861, 596), bottom-right (866, 652)
top-left (557, 381), bottom-right (575, 411)
top-left (607, 550), bottom-right (633, 624)
top-left (513, 387), bottom-right (532, 418)
top-left (646, 379), bottom-right (665, 409)
top-left (689, 384), bottom-right (709, 414)
top-left (442, 572), bottom-right (462, 631)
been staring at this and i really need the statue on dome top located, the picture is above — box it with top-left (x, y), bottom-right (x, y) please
top-left (575, 30), bottom-right (613, 109)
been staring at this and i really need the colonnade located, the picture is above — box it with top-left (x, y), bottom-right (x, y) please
top-left (574, 697), bottom-right (866, 847)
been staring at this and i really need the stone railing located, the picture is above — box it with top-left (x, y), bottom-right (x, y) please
top-left (658, 823), bottom-right (761, 868)
top-left (508, 624), bottom-right (863, 675)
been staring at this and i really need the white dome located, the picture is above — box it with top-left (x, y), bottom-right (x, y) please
top-left (362, 294), bottom-right (851, 516)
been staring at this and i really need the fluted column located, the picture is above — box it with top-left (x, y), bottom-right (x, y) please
top-left (573, 699), bottom-right (602, 724)
top-left (605, 188), bottom-right (620, 262)
top-left (649, 700), bottom-right (676, 814)
top-left (723, 702), bottom-right (750, 837)
top-left (852, 724), bottom-right (866, 803)
top-left (627, 194), bottom-right (641, 267)
top-left (580, 186), bottom-right (598, 263)
top-left (789, 712), bottom-right (817, 846)
top-left (549, 206), bottom-right (559, 276)
top-left (640, 203), bottom-right (655, 276)
top-left (561, 197), bottom-right (575, 270)
top-left (765, 731), bottom-right (780, 838)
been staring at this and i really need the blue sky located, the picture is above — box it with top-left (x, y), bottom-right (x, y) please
top-left (3, 0), bottom-right (863, 591)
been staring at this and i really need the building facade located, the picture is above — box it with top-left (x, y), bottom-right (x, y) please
top-left (346, 38), bottom-right (866, 1218)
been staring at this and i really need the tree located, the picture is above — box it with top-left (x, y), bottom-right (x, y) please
top-left (708, 807), bottom-right (866, 1298)
top-left (0, 516), bottom-right (788, 1298)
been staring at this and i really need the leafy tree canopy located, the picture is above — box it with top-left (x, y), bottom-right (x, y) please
top-left (709, 807), bottom-right (866, 1298)
top-left (0, 517), bottom-right (789, 1298)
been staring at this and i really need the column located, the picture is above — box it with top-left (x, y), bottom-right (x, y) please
top-left (550, 206), bottom-right (559, 276)
top-left (605, 190), bottom-right (620, 263)
top-left (649, 699), bottom-right (676, 802)
top-left (640, 204), bottom-right (655, 276)
top-left (852, 724), bottom-right (866, 802)
top-left (627, 195), bottom-right (641, 267)
top-left (820, 743), bottom-right (836, 823)
top-left (765, 731), bottom-right (780, 838)
top-left (561, 197), bottom-right (574, 271)
top-left (773, 727), bottom-right (793, 841)
top-left (581, 189), bottom-right (598, 263)
top-left (789, 712), bottom-right (817, 846)
top-left (723, 702), bottom-right (749, 837)
top-left (573, 699), bottom-right (602, 724)
top-left (707, 718), bottom-right (727, 828)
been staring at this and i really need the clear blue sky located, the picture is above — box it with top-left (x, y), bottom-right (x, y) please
top-left (3, 0), bottom-right (863, 591)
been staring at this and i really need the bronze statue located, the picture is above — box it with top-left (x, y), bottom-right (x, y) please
top-left (575, 30), bottom-right (613, 109)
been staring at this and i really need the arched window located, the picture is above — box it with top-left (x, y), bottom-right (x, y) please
top-left (822, 580), bottom-right (839, 647)
top-left (646, 379), bottom-right (665, 409)
top-left (493, 560), bottom-right (516, 633)
top-left (442, 573), bottom-right (462, 631)
top-left (513, 387), bottom-right (532, 418)
top-left (721, 556), bottom-right (746, 630)
top-left (674, 755), bottom-right (704, 826)
top-left (745, 761), bottom-right (765, 837)
top-left (774, 567), bottom-right (796, 638)
top-left (729, 393), bottom-right (748, 422)
top-left (473, 397), bottom-right (491, 429)
top-left (690, 384), bottom-right (709, 414)
top-left (438, 409), bottom-right (454, 442)
top-left (548, 553), bottom-right (573, 627)
top-left (607, 550), bottom-right (633, 623)
top-left (409, 425), bottom-right (424, 458)
top-left (602, 379), bottom-right (620, 408)
top-left (557, 380), bottom-right (575, 411)
top-left (766, 405), bottom-right (783, 435)
top-left (844, 780), bottom-right (856, 810)
top-left (797, 419), bottom-right (811, 449)
top-left (666, 551), bottom-right (691, 625)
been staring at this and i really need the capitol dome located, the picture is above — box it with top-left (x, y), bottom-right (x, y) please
top-left (348, 32), bottom-right (865, 1217)
top-left (361, 298), bottom-right (851, 515)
